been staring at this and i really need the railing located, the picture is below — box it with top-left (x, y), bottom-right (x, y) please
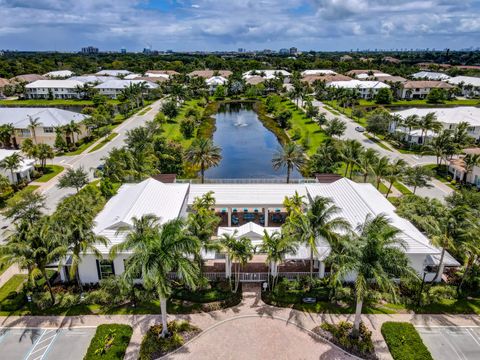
top-left (167, 272), bottom-right (315, 282)
top-left (176, 178), bottom-right (318, 184)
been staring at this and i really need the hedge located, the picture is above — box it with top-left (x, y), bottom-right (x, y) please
top-left (84, 324), bottom-right (133, 360)
top-left (381, 322), bottom-right (433, 360)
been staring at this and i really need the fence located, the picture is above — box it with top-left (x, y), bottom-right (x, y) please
top-left (167, 271), bottom-right (314, 282)
top-left (176, 178), bottom-right (318, 184)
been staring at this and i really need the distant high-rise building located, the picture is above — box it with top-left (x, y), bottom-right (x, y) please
top-left (143, 48), bottom-right (152, 54)
top-left (120, 48), bottom-right (126, 54)
top-left (81, 46), bottom-right (99, 54)
top-left (238, 48), bottom-right (245, 53)
top-left (289, 47), bottom-right (298, 55)
top-left (279, 48), bottom-right (289, 55)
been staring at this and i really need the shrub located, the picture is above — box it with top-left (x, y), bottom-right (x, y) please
top-left (427, 285), bottom-right (457, 302)
top-left (84, 324), bottom-right (133, 360)
top-left (180, 117), bottom-right (196, 139)
top-left (381, 322), bottom-right (433, 360)
top-left (291, 127), bottom-right (301, 140)
top-left (318, 321), bottom-right (374, 357)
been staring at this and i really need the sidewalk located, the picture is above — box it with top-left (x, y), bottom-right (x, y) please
top-left (1, 284), bottom-right (479, 359)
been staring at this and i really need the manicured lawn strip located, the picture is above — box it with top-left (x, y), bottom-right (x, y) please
top-left (393, 181), bottom-right (413, 195)
top-left (84, 324), bottom-right (133, 360)
top-left (88, 133), bottom-right (118, 153)
top-left (324, 100), bottom-right (367, 126)
top-left (0, 274), bottom-right (26, 302)
top-left (34, 165), bottom-right (64, 182)
top-left (381, 322), bottom-right (433, 360)
top-left (137, 106), bottom-right (152, 116)
top-left (413, 297), bottom-right (480, 314)
top-left (161, 99), bottom-right (203, 147)
top-left (364, 133), bottom-right (393, 151)
top-left (6, 185), bottom-right (40, 207)
top-left (60, 139), bottom-right (96, 156)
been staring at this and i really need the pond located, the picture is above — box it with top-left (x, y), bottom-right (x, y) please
top-left (205, 102), bottom-right (302, 179)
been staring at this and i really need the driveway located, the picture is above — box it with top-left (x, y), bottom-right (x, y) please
top-left (165, 315), bottom-right (355, 360)
top-left (313, 100), bottom-right (454, 201)
top-left (0, 327), bottom-right (96, 360)
top-left (417, 326), bottom-right (480, 360)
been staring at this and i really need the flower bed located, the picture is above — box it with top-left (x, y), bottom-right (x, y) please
top-left (84, 324), bottom-right (133, 360)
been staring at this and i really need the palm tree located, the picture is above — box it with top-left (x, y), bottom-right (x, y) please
top-left (418, 112), bottom-right (442, 144)
top-left (330, 214), bottom-right (418, 336)
top-left (111, 216), bottom-right (200, 337)
top-left (65, 120), bottom-right (81, 144)
top-left (185, 138), bottom-right (222, 183)
top-left (285, 196), bottom-right (350, 280)
top-left (272, 142), bottom-right (305, 183)
top-left (341, 140), bottom-right (362, 178)
top-left (403, 114), bottom-right (420, 141)
top-left (462, 154), bottom-right (480, 185)
top-left (283, 191), bottom-right (305, 215)
top-left (456, 218), bottom-right (480, 294)
top-left (0, 152), bottom-right (23, 184)
top-left (219, 232), bottom-right (254, 292)
top-left (423, 130), bottom-right (453, 166)
top-left (324, 118), bottom-right (347, 139)
top-left (27, 116), bottom-right (41, 144)
top-left (0, 123), bottom-right (16, 148)
top-left (356, 148), bottom-right (379, 183)
top-left (370, 155), bottom-right (390, 189)
top-left (260, 230), bottom-right (297, 289)
top-left (35, 143), bottom-right (54, 170)
top-left (404, 166), bottom-right (433, 194)
top-left (385, 159), bottom-right (408, 198)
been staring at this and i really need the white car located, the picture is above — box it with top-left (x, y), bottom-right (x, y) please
top-left (355, 126), bottom-right (365, 132)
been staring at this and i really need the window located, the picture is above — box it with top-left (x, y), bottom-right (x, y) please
top-left (43, 127), bottom-right (54, 133)
top-left (97, 259), bottom-right (115, 279)
top-left (19, 129), bottom-right (31, 137)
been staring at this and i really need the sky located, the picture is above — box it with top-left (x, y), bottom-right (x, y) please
top-left (0, 0), bottom-right (479, 52)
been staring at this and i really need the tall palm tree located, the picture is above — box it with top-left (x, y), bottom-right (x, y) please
top-left (111, 216), bottom-right (200, 337)
top-left (456, 218), bottom-right (480, 294)
top-left (385, 159), bottom-right (408, 198)
top-left (283, 191), bottom-right (305, 215)
top-left (462, 154), bottom-right (480, 185)
top-left (285, 196), bottom-right (350, 280)
top-left (272, 142), bottom-right (305, 183)
top-left (259, 230), bottom-right (297, 289)
top-left (370, 155), bottom-right (390, 189)
top-left (403, 114), bottom-right (420, 141)
top-left (65, 120), bottom-right (81, 144)
top-left (27, 116), bottom-right (41, 144)
top-left (404, 166), bottom-right (433, 194)
top-left (341, 140), bottom-right (363, 178)
top-left (185, 138), bottom-right (222, 183)
top-left (219, 232), bottom-right (254, 292)
top-left (0, 123), bottom-right (16, 148)
top-left (0, 152), bottom-right (23, 184)
top-left (356, 148), bottom-right (379, 183)
top-left (418, 112), bottom-right (442, 144)
top-left (330, 214), bottom-right (418, 336)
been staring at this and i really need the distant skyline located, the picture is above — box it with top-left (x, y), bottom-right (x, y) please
top-left (0, 0), bottom-right (479, 52)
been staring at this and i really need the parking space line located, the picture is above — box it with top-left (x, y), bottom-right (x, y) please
top-left (443, 331), bottom-right (468, 360)
top-left (24, 329), bottom-right (59, 360)
top-left (467, 328), bottom-right (480, 347)
top-left (23, 329), bottom-right (46, 360)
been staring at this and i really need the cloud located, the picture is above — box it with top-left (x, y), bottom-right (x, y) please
top-left (0, 0), bottom-right (478, 50)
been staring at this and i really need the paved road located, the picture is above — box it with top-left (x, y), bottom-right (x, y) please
top-left (314, 101), bottom-right (454, 200)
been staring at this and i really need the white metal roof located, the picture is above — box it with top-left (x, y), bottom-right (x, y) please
top-left (95, 70), bottom-right (132, 76)
top-left (327, 80), bottom-right (390, 89)
top-left (447, 76), bottom-right (480, 87)
top-left (94, 79), bottom-right (158, 89)
top-left (69, 75), bottom-right (115, 84)
top-left (124, 73), bottom-right (142, 80)
top-left (0, 149), bottom-right (35, 171)
top-left (0, 107), bottom-right (88, 128)
top-left (243, 70), bottom-right (291, 79)
top-left (357, 72), bottom-right (391, 79)
top-left (206, 76), bottom-right (228, 86)
top-left (25, 79), bottom-right (84, 89)
top-left (44, 70), bottom-right (75, 78)
top-left (412, 71), bottom-right (450, 80)
top-left (392, 107), bottom-right (480, 127)
top-left (301, 70), bottom-right (337, 76)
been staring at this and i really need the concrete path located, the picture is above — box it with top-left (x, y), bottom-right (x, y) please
top-left (0, 264), bottom-right (25, 287)
top-left (1, 284), bottom-right (479, 359)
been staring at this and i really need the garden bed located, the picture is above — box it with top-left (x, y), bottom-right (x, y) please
top-left (84, 324), bottom-right (133, 360)
top-left (381, 322), bottom-right (433, 360)
top-left (139, 321), bottom-right (201, 360)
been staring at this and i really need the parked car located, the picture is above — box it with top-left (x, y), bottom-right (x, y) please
top-left (355, 126), bottom-right (365, 132)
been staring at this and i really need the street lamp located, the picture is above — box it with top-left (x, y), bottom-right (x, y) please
top-left (417, 265), bottom-right (433, 307)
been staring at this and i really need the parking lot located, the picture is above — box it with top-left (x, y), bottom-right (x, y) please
top-left (417, 326), bottom-right (480, 360)
top-left (0, 327), bottom-right (96, 360)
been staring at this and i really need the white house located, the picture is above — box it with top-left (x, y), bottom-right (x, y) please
top-left (145, 70), bottom-right (180, 78)
top-left (411, 71), bottom-right (450, 81)
top-left (447, 76), bottom-right (480, 98)
top-left (124, 73), bottom-right (143, 80)
top-left (0, 107), bottom-right (90, 147)
top-left (448, 149), bottom-right (480, 186)
top-left (243, 70), bottom-right (291, 83)
top-left (68, 177), bottom-right (457, 285)
top-left (206, 76), bottom-right (228, 92)
top-left (25, 80), bottom-right (85, 99)
top-left (94, 79), bottom-right (158, 99)
top-left (0, 149), bottom-right (35, 184)
top-left (95, 70), bottom-right (132, 77)
top-left (327, 80), bottom-right (390, 99)
top-left (69, 76), bottom-right (116, 84)
top-left (301, 70), bottom-right (337, 76)
top-left (44, 70), bottom-right (75, 79)
top-left (390, 107), bottom-right (480, 143)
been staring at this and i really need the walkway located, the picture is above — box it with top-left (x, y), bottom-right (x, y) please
top-left (1, 284), bottom-right (479, 359)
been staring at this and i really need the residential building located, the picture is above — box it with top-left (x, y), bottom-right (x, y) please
top-left (95, 70), bottom-right (132, 77)
top-left (69, 75), bottom-right (115, 84)
top-left (346, 69), bottom-right (391, 79)
top-left (25, 79), bottom-right (85, 99)
top-left (448, 148), bottom-right (480, 186)
top-left (390, 107), bottom-right (480, 143)
top-left (243, 70), bottom-right (291, 83)
top-left (9, 74), bottom-right (46, 84)
top-left (0, 149), bottom-right (35, 184)
top-left (301, 74), bottom-right (352, 85)
top-left (340, 55), bottom-right (353, 61)
top-left (399, 80), bottom-right (454, 99)
top-left (383, 56), bottom-right (401, 64)
top-left (67, 176), bottom-right (456, 285)
top-left (81, 46), bottom-right (99, 54)
top-left (44, 70), bottom-right (75, 79)
top-left (411, 71), bottom-right (450, 81)
top-left (374, 75), bottom-right (407, 84)
top-left (144, 70), bottom-right (180, 79)
top-left (0, 78), bottom-right (9, 95)
top-left (124, 73), bottom-right (143, 80)
top-left (188, 70), bottom-right (233, 78)
top-left (94, 79), bottom-right (158, 99)
top-left (327, 80), bottom-right (390, 99)
top-left (446, 76), bottom-right (480, 97)
top-left (0, 107), bottom-right (89, 147)
top-left (206, 76), bottom-right (228, 91)
top-left (301, 70), bottom-right (337, 76)
top-left (279, 48), bottom-right (289, 55)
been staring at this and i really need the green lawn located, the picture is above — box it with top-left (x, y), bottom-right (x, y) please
top-left (393, 181), bottom-right (413, 195)
top-left (34, 165), bottom-right (64, 182)
top-left (364, 133), bottom-right (393, 151)
top-left (88, 133), bottom-right (118, 153)
top-left (414, 297), bottom-right (480, 314)
top-left (0, 275), bottom-right (26, 302)
top-left (6, 185), bottom-right (40, 207)
top-left (381, 322), bottom-right (433, 360)
top-left (161, 99), bottom-right (204, 148)
top-left (137, 106), bottom-right (152, 116)
top-left (84, 324), bottom-right (133, 360)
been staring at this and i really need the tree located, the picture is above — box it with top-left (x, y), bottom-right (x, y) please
top-left (404, 166), bottom-right (433, 194)
top-left (315, 112), bottom-right (328, 126)
top-left (307, 140), bottom-right (342, 175)
top-left (305, 102), bottom-right (319, 119)
top-left (35, 143), bottom-right (54, 170)
top-left (272, 142), bottom-right (305, 183)
top-left (423, 130), bottom-right (454, 166)
top-left (374, 88), bottom-right (393, 104)
top-left (180, 117), bottom-right (196, 139)
top-left (370, 155), bottom-right (390, 189)
top-left (275, 109), bottom-right (292, 129)
top-left (0, 152), bottom-right (23, 184)
top-left (21, 138), bottom-right (36, 159)
top-left (185, 138), bottom-right (222, 183)
top-left (385, 159), bottom-right (408, 198)
top-left (285, 196), bottom-right (350, 280)
top-left (161, 100), bottom-right (178, 119)
top-left (3, 191), bottom-right (46, 225)
top-left (356, 148), bottom-right (379, 183)
top-left (366, 111), bottom-right (390, 138)
top-left (58, 166), bottom-right (89, 193)
top-left (330, 214), bottom-right (418, 336)
top-left (324, 118), bottom-right (346, 139)
top-left (426, 88), bottom-right (446, 104)
top-left (341, 140), bottom-right (362, 178)
top-left (64, 120), bottom-right (81, 145)
top-left (462, 154), bottom-right (480, 184)
top-left (418, 112), bottom-right (442, 144)
top-left (27, 116), bottom-right (41, 144)
top-left (0, 123), bottom-right (15, 148)
top-left (219, 232), bottom-right (254, 292)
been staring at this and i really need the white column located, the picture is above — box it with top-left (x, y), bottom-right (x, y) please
top-left (227, 207), bottom-right (232, 227)
top-left (318, 261), bottom-right (325, 278)
top-left (225, 255), bottom-right (231, 278)
top-left (264, 208), bottom-right (268, 226)
top-left (270, 261), bottom-right (277, 277)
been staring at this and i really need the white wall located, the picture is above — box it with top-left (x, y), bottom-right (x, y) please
top-left (77, 253), bottom-right (130, 284)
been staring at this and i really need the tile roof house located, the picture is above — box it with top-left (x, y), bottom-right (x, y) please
top-left (301, 74), bottom-right (352, 84)
top-left (399, 80), bottom-right (454, 99)
top-left (188, 70), bottom-right (232, 78)
top-left (10, 74), bottom-right (47, 84)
